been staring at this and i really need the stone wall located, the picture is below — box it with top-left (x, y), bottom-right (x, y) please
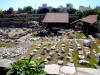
top-left (97, 20), bottom-right (100, 33)
top-left (0, 14), bottom-right (45, 28)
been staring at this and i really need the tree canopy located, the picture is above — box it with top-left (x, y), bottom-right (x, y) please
top-left (67, 8), bottom-right (77, 14)
top-left (82, 9), bottom-right (98, 17)
top-left (3, 7), bottom-right (14, 14)
top-left (18, 6), bottom-right (33, 13)
top-left (51, 8), bottom-right (60, 12)
top-left (75, 11), bottom-right (83, 17)
top-left (37, 8), bottom-right (49, 14)
top-left (97, 10), bottom-right (100, 20)
top-left (23, 6), bottom-right (33, 13)
top-left (0, 9), bottom-right (3, 14)
top-left (7, 7), bottom-right (14, 14)
top-left (18, 8), bottom-right (23, 13)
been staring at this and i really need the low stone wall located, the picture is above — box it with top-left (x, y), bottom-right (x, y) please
top-left (0, 14), bottom-right (45, 28)
top-left (97, 20), bottom-right (100, 33)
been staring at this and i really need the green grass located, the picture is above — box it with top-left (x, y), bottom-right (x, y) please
top-left (71, 39), bottom-right (79, 67)
top-left (74, 32), bottom-right (85, 39)
top-left (89, 41), bottom-right (100, 67)
top-left (0, 42), bottom-right (18, 47)
top-left (65, 40), bottom-right (70, 63)
top-left (0, 44), bottom-right (6, 47)
top-left (72, 51), bottom-right (79, 66)
top-left (85, 58), bottom-right (97, 68)
top-left (70, 39), bottom-right (99, 68)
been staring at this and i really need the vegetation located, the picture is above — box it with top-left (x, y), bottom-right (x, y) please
top-left (75, 8), bottom-right (100, 18)
top-left (82, 9), bottom-right (98, 17)
top-left (75, 11), bottom-right (83, 17)
top-left (0, 41), bottom-right (18, 47)
top-left (18, 8), bottom-right (23, 13)
top-left (1, 6), bottom-right (100, 17)
top-left (37, 8), bottom-right (49, 14)
top-left (98, 10), bottom-right (100, 20)
top-left (67, 8), bottom-right (77, 14)
top-left (18, 6), bottom-right (33, 13)
top-left (3, 7), bottom-right (14, 14)
top-left (23, 6), bottom-right (33, 13)
top-left (51, 8), bottom-right (60, 12)
top-left (17, 6), bottom-right (49, 14)
top-left (0, 9), bottom-right (3, 18)
top-left (6, 55), bottom-right (46, 75)
top-left (74, 32), bottom-right (85, 39)
top-left (0, 9), bottom-right (3, 14)
top-left (76, 22), bottom-right (84, 29)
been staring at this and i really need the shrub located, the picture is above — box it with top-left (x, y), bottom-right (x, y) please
top-left (0, 9), bottom-right (3, 14)
top-left (6, 55), bottom-right (46, 75)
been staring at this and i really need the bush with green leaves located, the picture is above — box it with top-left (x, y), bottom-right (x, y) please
top-left (67, 8), bottom-right (77, 14)
top-left (6, 55), bottom-right (46, 75)
top-left (76, 22), bottom-right (83, 27)
top-left (0, 9), bottom-right (2, 14)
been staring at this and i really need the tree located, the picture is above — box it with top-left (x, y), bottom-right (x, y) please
top-left (37, 8), bottom-right (42, 14)
top-left (51, 8), bottom-right (60, 12)
top-left (6, 55), bottom-right (46, 75)
top-left (18, 8), bottom-right (23, 13)
top-left (75, 11), bottom-right (83, 18)
top-left (0, 9), bottom-right (3, 18)
top-left (76, 22), bottom-right (83, 28)
top-left (42, 8), bottom-right (49, 13)
top-left (18, 6), bottom-right (33, 13)
top-left (3, 10), bottom-right (7, 14)
top-left (3, 7), bottom-right (14, 14)
top-left (37, 8), bottom-right (49, 14)
top-left (82, 9), bottom-right (98, 17)
top-left (0, 9), bottom-right (2, 14)
top-left (23, 6), bottom-right (33, 13)
top-left (58, 6), bottom-right (64, 12)
top-left (7, 7), bottom-right (14, 14)
top-left (67, 8), bottom-right (77, 14)
top-left (98, 10), bottom-right (100, 20)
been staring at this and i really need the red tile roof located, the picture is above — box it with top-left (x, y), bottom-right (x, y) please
top-left (42, 13), bottom-right (69, 23)
top-left (71, 15), bottom-right (97, 24)
top-left (80, 15), bottom-right (97, 24)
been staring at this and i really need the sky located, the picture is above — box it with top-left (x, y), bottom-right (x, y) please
top-left (0, 0), bottom-right (100, 10)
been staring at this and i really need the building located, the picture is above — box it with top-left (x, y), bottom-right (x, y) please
top-left (64, 3), bottom-right (73, 13)
top-left (42, 13), bottom-right (69, 31)
top-left (71, 15), bottom-right (98, 35)
top-left (38, 4), bottom-right (53, 11)
top-left (66, 4), bottom-right (73, 10)
top-left (43, 13), bottom-right (69, 23)
top-left (96, 6), bottom-right (100, 10)
top-left (79, 5), bottom-right (91, 12)
top-left (56, 3), bottom-right (73, 13)
top-left (38, 3), bottom-right (73, 13)
top-left (79, 15), bottom-right (97, 24)
top-left (42, 4), bottom-right (47, 8)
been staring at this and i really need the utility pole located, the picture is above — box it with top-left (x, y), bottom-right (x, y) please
top-left (35, 3), bottom-right (37, 14)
